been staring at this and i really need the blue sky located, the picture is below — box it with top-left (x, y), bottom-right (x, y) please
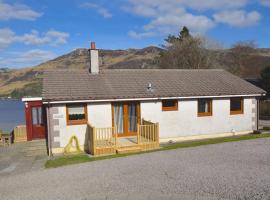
top-left (0, 0), bottom-right (270, 68)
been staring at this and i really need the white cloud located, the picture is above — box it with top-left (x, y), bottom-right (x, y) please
top-left (127, 0), bottom-right (250, 14)
top-left (125, 0), bottom-right (263, 39)
top-left (128, 31), bottom-right (156, 39)
top-left (258, 0), bottom-right (270, 6)
top-left (15, 30), bottom-right (69, 45)
top-left (213, 10), bottom-right (261, 27)
top-left (0, 1), bottom-right (42, 21)
top-left (0, 28), bottom-right (69, 50)
top-left (0, 28), bottom-right (14, 49)
top-left (0, 49), bottom-right (57, 68)
top-left (126, 0), bottom-right (216, 39)
top-left (80, 2), bottom-right (112, 18)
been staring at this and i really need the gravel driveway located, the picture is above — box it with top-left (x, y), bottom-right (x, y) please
top-left (1, 138), bottom-right (270, 200)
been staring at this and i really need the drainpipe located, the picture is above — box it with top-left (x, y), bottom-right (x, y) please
top-left (46, 103), bottom-right (52, 156)
top-left (257, 98), bottom-right (259, 131)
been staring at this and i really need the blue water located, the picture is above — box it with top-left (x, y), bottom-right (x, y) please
top-left (0, 100), bottom-right (25, 133)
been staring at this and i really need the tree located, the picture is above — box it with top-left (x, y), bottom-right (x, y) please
top-left (261, 65), bottom-right (270, 97)
top-left (229, 41), bottom-right (258, 75)
top-left (159, 27), bottom-right (222, 69)
top-left (164, 26), bottom-right (191, 45)
top-left (179, 26), bottom-right (190, 41)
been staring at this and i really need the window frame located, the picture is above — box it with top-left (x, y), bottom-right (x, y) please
top-left (66, 104), bottom-right (88, 125)
top-left (230, 97), bottom-right (244, 115)
top-left (162, 99), bottom-right (178, 111)
top-left (197, 99), bottom-right (212, 117)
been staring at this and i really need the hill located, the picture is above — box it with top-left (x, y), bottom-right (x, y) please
top-left (0, 46), bottom-right (162, 98)
top-left (0, 46), bottom-right (269, 99)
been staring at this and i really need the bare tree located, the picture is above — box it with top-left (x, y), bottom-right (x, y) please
top-left (228, 41), bottom-right (258, 75)
top-left (159, 31), bottom-right (223, 69)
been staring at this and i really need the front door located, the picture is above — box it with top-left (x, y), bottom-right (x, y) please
top-left (31, 106), bottom-right (46, 139)
top-left (112, 102), bottom-right (140, 137)
top-left (25, 101), bottom-right (46, 141)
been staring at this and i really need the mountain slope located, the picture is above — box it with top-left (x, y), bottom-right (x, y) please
top-left (0, 46), bottom-right (270, 99)
top-left (0, 46), bottom-right (162, 98)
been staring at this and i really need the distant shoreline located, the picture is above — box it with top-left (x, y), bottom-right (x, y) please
top-left (0, 98), bottom-right (20, 101)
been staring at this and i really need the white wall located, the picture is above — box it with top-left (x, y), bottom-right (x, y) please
top-left (141, 98), bottom-right (256, 139)
top-left (53, 103), bottom-right (112, 148)
top-left (51, 98), bottom-right (256, 149)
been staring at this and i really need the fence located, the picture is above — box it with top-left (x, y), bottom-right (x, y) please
top-left (14, 125), bottom-right (27, 142)
top-left (88, 119), bottom-right (159, 156)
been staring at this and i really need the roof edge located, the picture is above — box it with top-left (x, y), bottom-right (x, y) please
top-left (43, 93), bottom-right (265, 104)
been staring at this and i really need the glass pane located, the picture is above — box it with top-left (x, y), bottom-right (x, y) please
top-left (114, 104), bottom-right (124, 134)
top-left (162, 100), bottom-right (176, 108)
top-left (231, 98), bottom-right (242, 111)
top-left (38, 107), bottom-right (43, 125)
top-left (68, 105), bottom-right (86, 121)
top-left (128, 103), bottom-right (137, 132)
top-left (32, 108), bottom-right (38, 125)
top-left (198, 99), bottom-right (209, 113)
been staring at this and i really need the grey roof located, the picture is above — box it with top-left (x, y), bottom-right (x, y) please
top-left (42, 69), bottom-right (266, 102)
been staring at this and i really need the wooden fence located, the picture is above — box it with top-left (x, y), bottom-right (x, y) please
top-left (88, 119), bottom-right (159, 156)
top-left (88, 123), bottom-right (117, 156)
top-left (138, 120), bottom-right (159, 151)
top-left (14, 125), bottom-right (27, 143)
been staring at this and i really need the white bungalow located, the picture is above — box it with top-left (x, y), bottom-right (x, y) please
top-left (23, 42), bottom-right (266, 156)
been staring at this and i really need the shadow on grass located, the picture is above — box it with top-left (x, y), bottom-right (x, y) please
top-left (45, 132), bottom-right (270, 169)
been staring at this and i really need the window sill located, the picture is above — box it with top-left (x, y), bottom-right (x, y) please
top-left (230, 111), bottom-right (244, 115)
top-left (198, 112), bottom-right (212, 117)
top-left (67, 120), bottom-right (87, 126)
top-left (162, 108), bottom-right (178, 112)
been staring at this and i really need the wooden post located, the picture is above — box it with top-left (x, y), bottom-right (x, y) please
top-left (93, 127), bottom-right (96, 155)
top-left (115, 128), bottom-right (118, 148)
top-left (137, 124), bottom-right (140, 145)
top-left (156, 123), bottom-right (159, 147)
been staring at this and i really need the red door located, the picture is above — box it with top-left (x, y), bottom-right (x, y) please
top-left (25, 101), bottom-right (46, 141)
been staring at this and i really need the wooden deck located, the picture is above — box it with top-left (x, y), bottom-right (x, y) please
top-left (88, 120), bottom-right (159, 156)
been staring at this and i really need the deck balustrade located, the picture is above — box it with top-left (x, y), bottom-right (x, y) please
top-left (88, 119), bottom-right (159, 156)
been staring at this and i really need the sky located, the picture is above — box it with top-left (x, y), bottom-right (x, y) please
top-left (0, 0), bottom-right (270, 69)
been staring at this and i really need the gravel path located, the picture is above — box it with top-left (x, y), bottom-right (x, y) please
top-left (1, 138), bottom-right (270, 200)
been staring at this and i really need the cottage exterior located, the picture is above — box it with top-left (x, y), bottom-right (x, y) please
top-left (24, 43), bottom-right (266, 155)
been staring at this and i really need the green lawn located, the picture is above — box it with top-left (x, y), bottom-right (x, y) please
top-left (45, 132), bottom-right (270, 169)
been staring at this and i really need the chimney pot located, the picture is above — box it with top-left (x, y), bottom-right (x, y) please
top-left (91, 42), bottom-right (96, 49)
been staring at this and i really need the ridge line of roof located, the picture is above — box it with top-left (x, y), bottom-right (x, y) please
top-left (43, 68), bottom-right (226, 73)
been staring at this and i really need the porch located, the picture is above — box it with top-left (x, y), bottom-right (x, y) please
top-left (88, 119), bottom-right (160, 156)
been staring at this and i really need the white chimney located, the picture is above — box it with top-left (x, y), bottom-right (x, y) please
top-left (89, 42), bottom-right (99, 74)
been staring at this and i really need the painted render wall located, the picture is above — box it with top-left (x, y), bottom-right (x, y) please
top-left (141, 97), bottom-right (257, 139)
top-left (47, 97), bottom-right (257, 154)
top-left (47, 102), bottom-right (112, 153)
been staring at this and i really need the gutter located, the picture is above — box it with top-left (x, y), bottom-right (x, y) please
top-left (43, 93), bottom-right (266, 105)
top-left (46, 103), bottom-right (52, 157)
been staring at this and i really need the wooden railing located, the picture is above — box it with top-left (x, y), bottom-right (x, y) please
top-left (88, 123), bottom-right (117, 156)
top-left (88, 123), bottom-right (95, 155)
top-left (88, 119), bottom-right (159, 156)
top-left (14, 125), bottom-right (27, 143)
top-left (138, 119), bottom-right (159, 151)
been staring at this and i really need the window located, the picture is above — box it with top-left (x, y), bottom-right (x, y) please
top-left (230, 97), bottom-right (243, 115)
top-left (32, 107), bottom-right (43, 125)
top-left (66, 104), bottom-right (88, 125)
top-left (162, 100), bottom-right (178, 111)
top-left (198, 99), bottom-right (212, 117)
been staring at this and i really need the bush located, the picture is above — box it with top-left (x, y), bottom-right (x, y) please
top-left (260, 101), bottom-right (270, 117)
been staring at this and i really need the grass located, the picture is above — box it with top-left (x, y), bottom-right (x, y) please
top-left (45, 132), bottom-right (270, 169)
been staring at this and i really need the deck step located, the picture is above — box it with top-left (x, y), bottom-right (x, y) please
top-left (116, 146), bottom-right (141, 154)
top-left (21, 139), bottom-right (48, 156)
